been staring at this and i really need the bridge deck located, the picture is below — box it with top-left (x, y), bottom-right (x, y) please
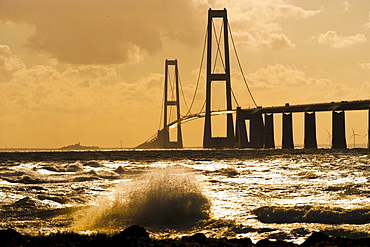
top-left (240, 100), bottom-right (370, 114)
top-left (166, 100), bottom-right (370, 129)
top-left (138, 100), bottom-right (370, 148)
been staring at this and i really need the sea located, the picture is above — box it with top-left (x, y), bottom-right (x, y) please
top-left (1, 148), bottom-right (370, 244)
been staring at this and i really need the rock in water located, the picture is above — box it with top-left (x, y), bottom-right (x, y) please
top-left (114, 166), bottom-right (125, 174)
top-left (302, 232), bottom-right (333, 246)
top-left (117, 225), bottom-right (149, 239)
top-left (182, 233), bottom-right (208, 244)
top-left (0, 229), bottom-right (24, 245)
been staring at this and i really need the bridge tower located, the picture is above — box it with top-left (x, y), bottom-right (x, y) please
top-left (158, 59), bottom-right (183, 148)
top-left (203, 8), bottom-right (235, 148)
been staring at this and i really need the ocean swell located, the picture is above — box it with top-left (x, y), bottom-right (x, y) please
top-left (253, 206), bottom-right (370, 224)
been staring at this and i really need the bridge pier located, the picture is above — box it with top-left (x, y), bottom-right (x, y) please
top-left (332, 110), bottom-right (346, 149)
top-left (282, 112), bottom-right (294, 149)
top-left (304, 111), bottom-right (317, 148)
top-left (235, 108), bottom-right (265, 148)
top-left (264, 113), bottom-right (275, 148)
top-left (235, 107), bottom-right (248, 148)
top-left (250, 113), bottom-right (264, 148)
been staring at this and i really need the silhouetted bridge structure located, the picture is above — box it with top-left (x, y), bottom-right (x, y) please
top-left (136, 9), bottom-right (370, 149)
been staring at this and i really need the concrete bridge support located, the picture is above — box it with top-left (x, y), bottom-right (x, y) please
top-left (332, 110), bottom-right (346, 149)
top-left (264, 113), bottom-right (275, 148)
top-left (282, 112), bottom-right (294, 149)
top-left (235, 108), bottom-right (265, 148)
top-left (250, 113), bottom-right (264, 148)
top-left (304, 112), bottom-right (317, 148)
top-left (235, 107), bottom-right (248, 148)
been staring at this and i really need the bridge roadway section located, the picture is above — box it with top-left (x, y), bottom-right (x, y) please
top-left (235, 99), bottom-right (370, 149)
top-left (162, 99), bottom-right (370, 149)
top-left (240, 100), bottom-right (370, 114)
top-left (137, 100), bottom-right (370, 149)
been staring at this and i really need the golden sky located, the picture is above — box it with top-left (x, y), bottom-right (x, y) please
top-left (0, 0), bottom-right (370, 148)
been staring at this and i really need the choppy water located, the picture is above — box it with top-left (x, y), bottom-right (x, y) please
top-left (1, 149), bottom-right (370, 244)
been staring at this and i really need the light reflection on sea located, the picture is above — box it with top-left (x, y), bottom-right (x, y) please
top-left (1, 149), bottom-right (370, 243)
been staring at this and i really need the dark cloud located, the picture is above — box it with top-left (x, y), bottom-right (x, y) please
top-left (0, 0), bottom-right (205, 64)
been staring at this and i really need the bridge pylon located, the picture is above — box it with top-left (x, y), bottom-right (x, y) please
top-left (203, 8), bottom-right (235, 148)
top-left (158, 59), bottom-right (183, 148)
top-left (135, 59), bottom-right (183, 149)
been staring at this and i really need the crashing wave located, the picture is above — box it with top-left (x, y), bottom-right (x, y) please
top-left (72, 166), bottom-right (210, 230)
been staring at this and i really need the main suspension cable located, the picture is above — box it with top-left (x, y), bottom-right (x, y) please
top-left (212, 19), bottom-right (240, 108)
top-left (185, 25), bottom-right (208, 116)
top-left (228, 23), bottom-right (258, 108)
top-left (158, 82), bottom-right (164, 130)
top-left (167, 70), bottom-right (174, 124)
top-left (178, 68), bottom-right (190, 117)
top-left (231, 88), bottom-right (240, 108)
top-left (212, 20), bottom-right (226, 73)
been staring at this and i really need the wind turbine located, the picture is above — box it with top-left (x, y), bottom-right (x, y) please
top-left (326, 130), bottom-right (332, 148)
top-left (349, 128), bottom-right (360, 148)
top-left (363, 132), bottom-right (368, 148)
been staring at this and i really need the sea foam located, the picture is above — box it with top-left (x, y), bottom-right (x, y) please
top-left (72, 166), bottom-right (210, 230)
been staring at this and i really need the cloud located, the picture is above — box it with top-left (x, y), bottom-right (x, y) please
top-left (315, 31), bottom-right (367, 48)
top-left (233, 31), bottom-right (295, 50)
top-left (0, 44), bottom-right (166, 119)
top-left (342, 1), bottom-right (350, 12)
top-left (224, 0), bottom-right (321, 32)
top-left (0, 0), bottom-right (205, 65)
top-left (245, 64), bottom-right (331, 90)
top-left (358, 63), bottom-right (370, 70)
top-left (304, 79), bottom-right (369, 103)
top-left (326, 82), bottom-right (370, 101)
top-left (0, 0), bottom-right (323, 60)
top-left (328, 83), bottom-right (355, 99)
top-left (0, 44), bottom-right (26, 82)
top-left (113, 73), bottom-right (163, 103)
top-left (62, 65), bottom-right (119, 86)
top-left (359, 81), bottom-right (370, 93)
top-left (364, 11), bottom-right (370, 28)
top-left (221, 0), bottom-right (321, 30)
top-left (211, 0), bottom-right (321, 50)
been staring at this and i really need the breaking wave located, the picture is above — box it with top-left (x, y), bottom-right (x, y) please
top-left (72, 166), bottom-right (210, 230)
top-left (253, 206), bottom-right (370, 224)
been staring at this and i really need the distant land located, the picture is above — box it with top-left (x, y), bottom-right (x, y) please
top-left (60, 142), bottom-right (99, 150)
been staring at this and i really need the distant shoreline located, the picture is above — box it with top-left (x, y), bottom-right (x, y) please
top-left (0, 143), bottom-right (368, 151)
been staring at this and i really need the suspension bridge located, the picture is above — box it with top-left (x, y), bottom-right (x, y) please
top-left (136, 8), bottom-right (370, 149)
